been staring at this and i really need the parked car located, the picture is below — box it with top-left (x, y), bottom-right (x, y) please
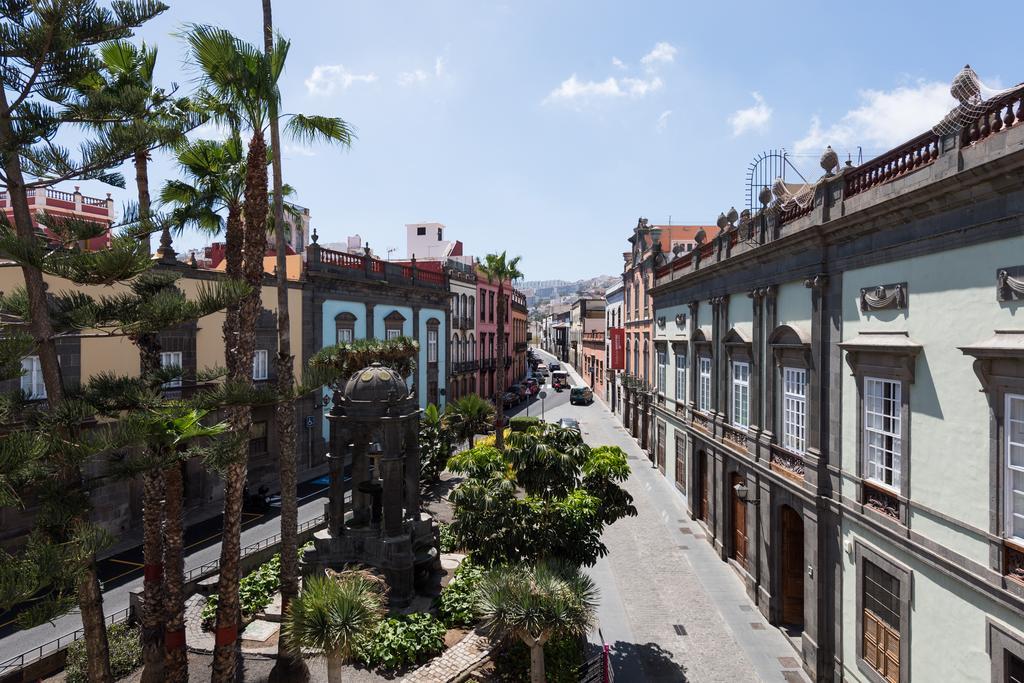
top-left (524, 378), bottom-right (540, 395)
top-left (549, 362), bottom-right (561, 372)
top-left (515, 384), bottom-right (530, 401)
top-left (556, 417), bottom-right (580, 432)
top-left (570, 386), bottom-right (594, 405)
top-left (536, 364), bottom-right (549, 376)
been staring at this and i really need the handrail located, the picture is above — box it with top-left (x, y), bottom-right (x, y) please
top-left (843, 130), bottom-right (939, 199)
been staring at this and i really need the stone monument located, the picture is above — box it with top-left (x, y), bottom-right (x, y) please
top-left (304, 362), bottom-right (438, 605)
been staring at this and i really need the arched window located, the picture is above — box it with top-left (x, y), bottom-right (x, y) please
top-left (468, 296), bottom-right (475, 322)
top-left (335, 312), bottom-right (356, 344)
top-left (452, 335), bottom-right (461, 363)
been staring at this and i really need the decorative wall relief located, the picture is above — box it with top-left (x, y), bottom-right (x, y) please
top-left (997, 266), bottom-right (1024, 302)
top-left (860, 282), bottom-right (907, 312)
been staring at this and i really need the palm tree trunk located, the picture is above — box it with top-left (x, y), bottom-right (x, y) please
top-left (162, 459), bottom-right (188, 683)
top-left (326, 651), bottom-right (344, 683)
top-left (0, 89), bottom-right (112, 683)
top-left (140, 469), bottom-right (166, 683)
top-left (261, 5), bottom-right (305, 682)
top-left (137, 335), bottom-right (166, 683)
top-left (212, 130), bottom-right (269, 683)
top-left (494, 283), bottom-right (506, 451)
top-left (528, 641), bottom-right (545, 683)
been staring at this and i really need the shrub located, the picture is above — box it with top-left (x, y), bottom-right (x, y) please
top-left (491, 633), bottom-right (583, 683)
top-left (509, 416), bottom-right (541, 432)
top-left (201, 552), bottom-right (282, 630)
top-left (436, 559), bottom-right (484, 628)
top-left (65, 623), bottom-right (142, 683)
top-left (355, 612), bottom-right (446, 669)
top-left (439, 522), bottom-right (457, 553)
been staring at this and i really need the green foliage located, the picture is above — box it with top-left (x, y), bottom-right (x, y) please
top-left (476, 562), bottom-right (596, 682)
top-left (306, 337), bottom-right (419, 388)
top-left (492, 634), bottom-right (583, 683)
top-left (448, 425), bottom-right (635, 567)
top-left (508, 415), bottom-right (541, 432)
top-left (65, 623), bottom-right (143, 683)
top-left (355, 612), bottom-right (446, 670)
top-left (420, 403), bottom-right (454, 484)
top-left (201, 552), bottom-right (282, 629)
top-left (436, 559), bottom-right (484, 628)
top-left (282, 570), bottom-right (385, 665)
top-left (443, 393), bottom-right (495, 447)
top-left (438, 522), bottom-right (457, 553)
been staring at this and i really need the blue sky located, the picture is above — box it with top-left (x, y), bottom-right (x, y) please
top-left (71, 0), bottom-right (1022, 281)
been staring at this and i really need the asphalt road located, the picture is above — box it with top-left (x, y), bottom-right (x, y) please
top-left (0, 475), bottom-right (330, 666)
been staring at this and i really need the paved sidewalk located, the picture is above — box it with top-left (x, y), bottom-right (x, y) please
top-left (404, 631), bottom-right (490, 683)
top-left (535, 349), bottom-right (808, 683)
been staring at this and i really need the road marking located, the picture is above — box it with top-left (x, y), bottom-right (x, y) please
top-left (107, 558), bottom-right (143, 567)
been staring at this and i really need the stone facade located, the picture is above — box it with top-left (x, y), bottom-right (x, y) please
top-left (650, 87), bottom-right (1024, 682)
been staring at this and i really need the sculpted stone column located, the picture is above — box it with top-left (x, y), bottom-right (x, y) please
top-left (381, 456), bottom-right (404, 536)
top-left (404, 420), bottom-right (421, 519)
top-left (326, 436), bottom-right (349, 536)
top-left (350, 428), bottom-right (371, 525)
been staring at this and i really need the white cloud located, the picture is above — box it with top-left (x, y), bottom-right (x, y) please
top-left (305, 64), bottom-right (377, 96)
top-left (793, 81), bottom-right (954, 154)
top-left (656, 110), bottom-right (672, 132)
top-left (544, 74), bottom-right (662, 104)
top-left (397, 69), bottom-right (429, 86)
top-left (641, 42), bottom-right (676, 67)
top-left (435, 56), bottom-right (445, 78)
top-left (728, 92), bottom-right (772, 136)
top-left (282, 144), bottom-right (316, 158)
top-left (611, 57), bottom-right (626, 70)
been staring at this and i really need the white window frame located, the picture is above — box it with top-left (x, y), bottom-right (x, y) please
top-left (782, 367), bottom-right (807, 454)
top-left (656, 349), bottom-right (667, 395)
top-left (731, 361), bottom-right (750, 429)
top-left (1006, 393), bottom-right (1024, 541)
top-left (698, 356), bottom-right (712, 413)
top-left (20, 355), bottom-right (45, 399)
top-left (160, 351), bottom-right (183, 388)
top-left (253, 349), bottom-right (268, 381)
top-left (675, 352), bottom-right (686, 402)
top-left (427, 329), bottom-right (438, 363)
top-left (863, 377), bottom-right (902, 492)
top-left (336, 327), bottom-right (354, 344)
top-left (386, 328), bottom-right (401, 341)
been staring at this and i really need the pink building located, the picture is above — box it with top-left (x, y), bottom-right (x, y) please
top-left (475, 269), bottom-right (526, 401)
top-left (0, 185), bottom-right (114, 251)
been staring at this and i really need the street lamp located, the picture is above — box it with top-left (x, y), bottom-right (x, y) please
top-left (733, 481), bottom-right (760, 505)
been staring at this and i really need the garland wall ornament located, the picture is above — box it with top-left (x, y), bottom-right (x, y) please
top-left (804, 274), bottom-right (828, 290)
top-left (860, 282), bottom-right (907, 312)
top-left (675, 313), bottom-right (687, 327)
top-left (657, 316), bottom-right (666, 328)
top-left (997, 266), bottom-right (1024, 302)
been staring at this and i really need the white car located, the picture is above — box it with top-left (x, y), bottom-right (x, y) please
top-left (536, 364), bottom-right (549, 376)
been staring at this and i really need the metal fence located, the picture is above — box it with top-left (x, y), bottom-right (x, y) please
top-left (0, 515), bottom-right (326, 677)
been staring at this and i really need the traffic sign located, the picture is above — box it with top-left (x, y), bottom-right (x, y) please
top-left (305, 415), bottom-right (315, 428)
top-left (539, 391), bottom-right (547, 399)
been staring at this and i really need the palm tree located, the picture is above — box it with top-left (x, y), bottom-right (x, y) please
top-left (477, 562), bottom-right (599, 683)
top-left (136, 407), bottom-right (227, 683)
top-left (444, 394), bottom-right (496, 449)
top-left (182, 25), bottom-right (353, 680)
top-left (281, 571), bottom-right (386, 683)
top-left (477, 253), bottom-right (524, 450)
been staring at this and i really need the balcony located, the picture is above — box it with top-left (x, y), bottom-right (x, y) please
top-left (306, 244), bottom-right (447, 290)
top-left (514, 341), bottom-right (527, 352)
top-left (721, 423), bottom-right (752, 453)
top-left (768, 444), bottom-right (805, 482)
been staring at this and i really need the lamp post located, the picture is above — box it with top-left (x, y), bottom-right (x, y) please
top-left (733, 481), bottom-right (761, 505)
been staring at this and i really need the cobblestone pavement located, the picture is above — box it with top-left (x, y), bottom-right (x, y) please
top-left (536, 349), bottom-right (809, 683)
top-left (404, 631), bottom-right (490, 683)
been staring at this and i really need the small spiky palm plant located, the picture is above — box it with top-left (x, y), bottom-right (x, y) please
top-left (282, 571), bottom-right (387, 683)
top-left (477, 562), bottom-right (599, 683)
top-left (443, 394), bottom-right (496, 449)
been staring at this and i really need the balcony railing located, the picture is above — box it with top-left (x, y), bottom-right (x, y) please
top-left (307, 245), bottom-right (446, 290)
top-left (844, 130), bottom-right (940, 199)
top-left (721, 423), bottom-right (752, 453)
top-left (769, 444), bottom-right (805, 482)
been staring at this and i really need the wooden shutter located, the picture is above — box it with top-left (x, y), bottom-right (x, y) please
top-left (863, 608), bottom-right (900, 683)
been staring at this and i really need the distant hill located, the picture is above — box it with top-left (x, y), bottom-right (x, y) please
top-left (520, 274), bottom-right (619, 317)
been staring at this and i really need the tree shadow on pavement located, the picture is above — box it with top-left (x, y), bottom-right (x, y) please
top-left (609, 640), bottom-right (688, 682)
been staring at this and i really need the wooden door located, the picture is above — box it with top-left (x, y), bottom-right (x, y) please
top-left (731, 473), bottom-right (747, 568)
top-left (674, 438), bottom-right (686, 492)
top-left (780, 505), bottom-right (805, 627)
top-left (656, 422), bottom-right (666, 474)
top-left (698, 451), bottom-right (708, 521)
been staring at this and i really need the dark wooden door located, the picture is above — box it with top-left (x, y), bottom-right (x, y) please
top-left (674, 437), bottom-right (686, 492)
top-left (780, 505), bottom-right (805, 626)
top-left (656, 422), bottom-right (666, 474)
top-left (731, 473), bottom-right (747, 568)
top-left (698, 451), bottom-right (708, 521)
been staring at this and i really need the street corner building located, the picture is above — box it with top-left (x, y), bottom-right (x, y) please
top-left (640, 89), bottom-right (1024, 680)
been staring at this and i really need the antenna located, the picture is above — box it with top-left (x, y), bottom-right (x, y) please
top-left (386, 247), bottom-right (397, 261)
